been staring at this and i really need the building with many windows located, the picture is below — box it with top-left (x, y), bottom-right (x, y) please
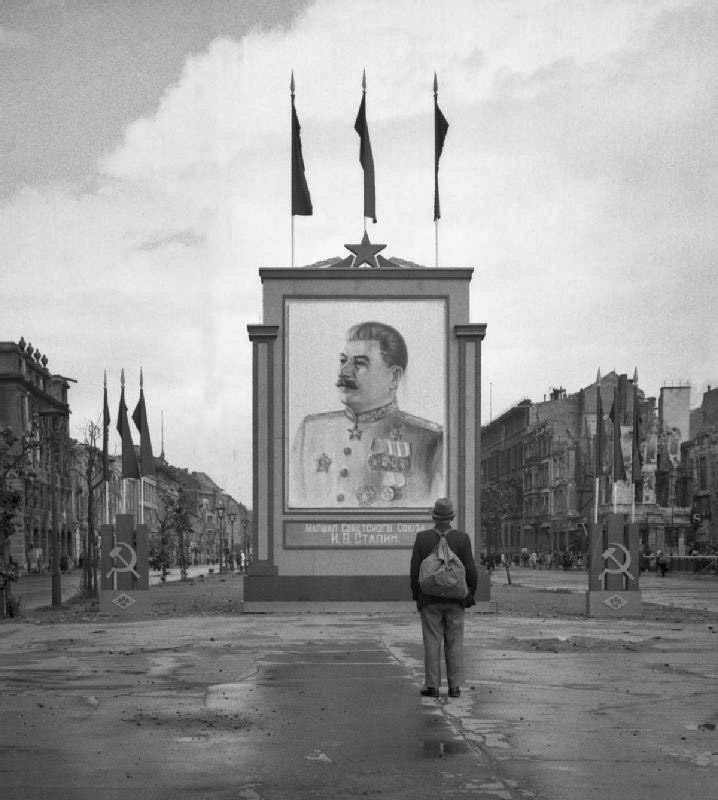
top-left (1, 336), bottom-right (252, 576)
top-left (677, 386), bottom-right (718, 553)
top-left (0, 338), bottom-right (75, 572)
top-left (481, 372), bottom-right (695, 561)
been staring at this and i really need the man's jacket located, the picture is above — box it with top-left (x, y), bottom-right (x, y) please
top-left (410, 527), bottom-right (478, 608)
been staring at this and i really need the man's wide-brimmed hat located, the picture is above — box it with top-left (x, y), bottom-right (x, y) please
top-left (431, 497), bottom-right (455, 520)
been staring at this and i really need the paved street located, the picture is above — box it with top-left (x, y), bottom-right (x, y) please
top-left (2, 569), bottom-right (717, 799)
top-left (12, 565), bottom-right (219, 612)
top-left (498, 566), bottom-right (718, 614)
top-left (12, 563), bottom-right (718, 614)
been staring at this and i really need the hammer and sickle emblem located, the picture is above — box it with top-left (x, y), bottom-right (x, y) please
top-left (106, 542), bottom-right (140, 579)
top-left (599, 542), bottom-right (634, 582)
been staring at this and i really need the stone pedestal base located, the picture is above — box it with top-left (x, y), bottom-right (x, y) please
top-left (585, 590), bottom-right (642, 617)
top-left (243, 570), bottom-right (490, 608)
top-left (100, 590), bottom-right (150, 616)
top-left (241, 599), bottom-right (499, 614)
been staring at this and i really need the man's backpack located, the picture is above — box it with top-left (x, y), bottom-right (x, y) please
top-left (418, 529), bottom-right (468, 600)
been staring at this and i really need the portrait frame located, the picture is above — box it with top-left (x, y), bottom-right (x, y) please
top-left (284, 296), bottom-right (448, 512)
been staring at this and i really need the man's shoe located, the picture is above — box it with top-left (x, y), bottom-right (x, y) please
top-left (448, 687), bottom-right (461, 698)
top-left (420, 687), bottom-right (440, 698)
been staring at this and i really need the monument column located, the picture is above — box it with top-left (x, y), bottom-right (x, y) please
top-left (247, 324), bottom-right (279, 575)
top-left (454, 324), bottom-right (487, 539)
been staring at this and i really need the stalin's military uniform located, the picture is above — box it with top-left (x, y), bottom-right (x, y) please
top-left (290, 400), bottom-right (443, 508)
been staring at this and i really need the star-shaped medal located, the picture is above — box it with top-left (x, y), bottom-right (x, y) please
top-left (344, 232), bottom-right (386, 269)
top-left (316, 452), bottom-right (332, 473)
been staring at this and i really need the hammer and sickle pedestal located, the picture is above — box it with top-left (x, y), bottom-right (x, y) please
top-left (100, 514), bottom-right (150, 616)
top-left (586, 512), bottom-right (642, 617)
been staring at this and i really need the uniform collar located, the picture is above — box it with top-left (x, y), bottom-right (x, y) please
top-left (343, 400), bottom-right (398, 425)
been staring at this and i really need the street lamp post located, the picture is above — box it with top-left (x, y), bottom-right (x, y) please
top-left (228, 512), bottom-right (236, 571)
top-left (216, 504), bottom-right (225, 573)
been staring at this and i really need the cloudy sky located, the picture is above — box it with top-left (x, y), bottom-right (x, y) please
top-left (2, 0), bottom-right (716, 505)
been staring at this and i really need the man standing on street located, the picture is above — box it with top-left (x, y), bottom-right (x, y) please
top-left (410, 497), bottom-right (478, 698)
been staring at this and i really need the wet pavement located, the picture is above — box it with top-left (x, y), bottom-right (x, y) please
top-left (13, 566), bottom-right (211, 612)
top-left (503, 567), bottom-right (718, 614)
top-left (2, 572), bottom-right (718, 799)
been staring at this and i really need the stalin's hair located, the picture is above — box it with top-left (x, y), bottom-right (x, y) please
top-left (347, 321), bottom-right (408, 371)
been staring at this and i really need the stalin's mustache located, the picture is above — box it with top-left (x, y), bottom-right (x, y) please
top-left (336, 376), bottom-right (359, 390)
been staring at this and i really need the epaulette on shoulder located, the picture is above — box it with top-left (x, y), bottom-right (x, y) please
top-left (301, 410), bottom-right (346, 424)
top-left (398, 411), bottom-right (443, 434)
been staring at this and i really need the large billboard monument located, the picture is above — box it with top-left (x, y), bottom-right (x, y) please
top-left (244, 238), bottom-right (488, 609)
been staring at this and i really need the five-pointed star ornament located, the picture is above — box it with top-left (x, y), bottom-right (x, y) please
top-left (344, 232), bottom-right (386, 268)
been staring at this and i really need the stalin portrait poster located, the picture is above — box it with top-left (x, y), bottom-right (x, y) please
top-left (287, 298), bottom-right (446, 510)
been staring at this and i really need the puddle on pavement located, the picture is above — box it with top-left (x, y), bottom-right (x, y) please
top-left (421, 739), bottom-right (471, 757)
top-left (684, 721), bottom-right (717, 731)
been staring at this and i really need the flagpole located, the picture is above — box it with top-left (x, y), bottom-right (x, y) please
top-left (362, 69), bottom-right (367, 235)
top-left (120, 368), bottom-right (126, 515)
top-left (290, 70), bottom-right (313, 266)
top-left (139, 367), bottom-right (144, 526)
top-left (631, 370), bottom-right (638, 523)
top-left (104, 370), bottom-right (110, 525)
top-left (435, 219), bottom-right (439, 269)
top-left (433, 72), bottom-right (449, 268)
top-left (593, 380), bottom-right (603, 525)
top-left (594, 370), bottom-right (601, 525)
top-left (290, 72), bottom-right (296, 268)
top-left (434, 73), bottom-right (439, 268)
top-left (612, 372), bottom-right (619, 514)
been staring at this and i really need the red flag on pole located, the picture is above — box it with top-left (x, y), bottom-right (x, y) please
top-left (595, 380), bottom-right (604, 477)
top-left (102, 371), bottom-right (110, 482)
top-left (116, 371), bottom-right (139, 480)
top-left (631, 383), bottom-right (643, 483)
top-left (609, 374), bottom-right (627, 482)
top-left (132, 370), bottom-right (156, 478)
top-left (434, 73), bottom-right (449, 221)
top-left (291, 73), bottom-right (313, 216)
top-left (354, 70), bottom-right (376, 223)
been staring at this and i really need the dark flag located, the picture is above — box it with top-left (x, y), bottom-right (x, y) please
top-left (291, 73), bottom-right (313, 216)
top-left (116, 372), bottom-right (140, 480)
top-left (354, 71), bottom-right (376, 223)
top-left (631, 383), bottom-right (643, 483)
top-left (595, 379), bottom-right (604, 477)
top-left (102, 372), bottom-right (110, 483)
top-left (609, 374), bottom-right (627, 482)
top-left (434, 73), bottom-right (449, 221)
top-left (132, 371), bottom-right (156, 478)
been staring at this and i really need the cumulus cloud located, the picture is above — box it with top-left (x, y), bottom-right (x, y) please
top-left (0, 25), bottom-right (35, 49)
top-left (2, 0), bottom-right (717, 498)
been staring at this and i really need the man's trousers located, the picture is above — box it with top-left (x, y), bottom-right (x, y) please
top-left (420, 602), bottom-right (465, 689)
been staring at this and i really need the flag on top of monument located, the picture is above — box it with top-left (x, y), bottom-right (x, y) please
top-left (290, 72), bottom-right (313, 217)
top-left (595, 370), bottom-right (604, 477)
top-left (434, 73), bottom-right (449, 222)
top-left (116, 369), bottom-right (140, 480)
top-left (609, 373), bottom-right (627, 482)
top-left (631, 370), bottom-right (642, 483)
top-left (102, 370), bottom-right (110, 483)
top-left (354, 69), bottom-right (376, 223)
top-left (132, 368), bottom-right (156, 478)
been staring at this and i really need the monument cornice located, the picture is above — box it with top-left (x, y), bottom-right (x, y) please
top-left (259, 267), bottom-right (474, 281)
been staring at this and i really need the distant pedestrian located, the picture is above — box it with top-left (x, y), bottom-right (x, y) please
top-left (411, 498), bottom-right (478, 699)
top-left (657, 551), bottom-right (668, 577)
